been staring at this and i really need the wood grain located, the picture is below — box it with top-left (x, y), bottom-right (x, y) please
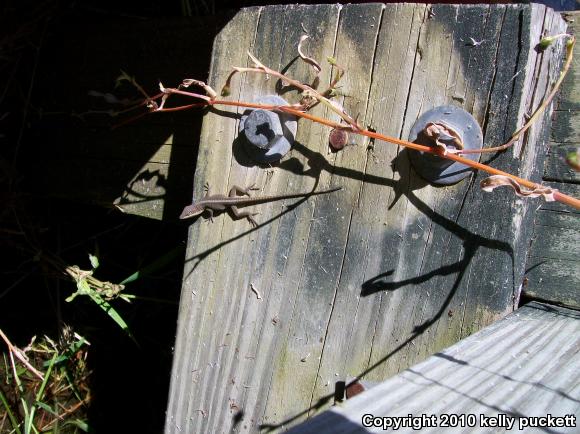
top-left (524, 12), bottom-right (579, 310)
top-left (525, 183), bottom-right (580, 309)
top-left (166, 4), bottom-right (568, 433)
top-left (288, 302), bottom-right (580, 434)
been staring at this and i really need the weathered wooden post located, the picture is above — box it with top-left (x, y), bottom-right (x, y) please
top-left (165, 4), bottom-right (567, 433)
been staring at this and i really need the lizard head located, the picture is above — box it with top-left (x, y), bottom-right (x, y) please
top-left (179, 203), bottom-right (204, 219)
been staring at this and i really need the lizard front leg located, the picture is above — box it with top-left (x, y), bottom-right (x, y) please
top-left (230, 206), bottom-right (259, 227)
top-left (205, 207), bottom-right (215, 223)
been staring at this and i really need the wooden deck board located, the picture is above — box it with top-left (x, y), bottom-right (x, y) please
top-left (288, 302), bottom-right (580, 434)
top-left (166, 4), bottom-right (568, 433)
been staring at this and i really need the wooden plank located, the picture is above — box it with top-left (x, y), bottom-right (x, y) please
top-left (165, 8), bottom-right (263, 433)
top-left (545, 142), bottom-right (580, 182)
top-left (524, 183), bottom-right (580, 309)
top-left (544, 12), bottom-right (579, 182)
top-left (166, 4), bottom-right (569, 433)
top-left (200, 6), bottom-right (342, 433)
top-left (557, 12), bottom-right (580, 111)
top-left (311, 3), bottom-right (429, 415)
top-left (528, 11), bottom-right (580, 308)
top-left (525, 259), bottom-right (580, 308)
top-left (551, 110), bottom-right (580, 143)
top-left (288, 302), bottom-right (580, 434)
top-left (261, 3), bottom-right (385, 424)
top-left (35, 157), bottom-right (191, 219)
top-left (530, 212), bottom-right (580, 262)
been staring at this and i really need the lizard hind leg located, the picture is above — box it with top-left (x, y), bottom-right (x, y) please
top-left (230, 205), bottom-right (259, 227)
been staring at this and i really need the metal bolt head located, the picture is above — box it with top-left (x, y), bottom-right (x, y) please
top-left (243, 109), bottom-right (284, 149)
top-left (238, 95), bottom-right (298, 163)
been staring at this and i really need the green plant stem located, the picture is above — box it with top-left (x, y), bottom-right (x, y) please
top-left (26, 352), bottom-right (58, 434)
top-left (0, 387), bottom-right (22, 434)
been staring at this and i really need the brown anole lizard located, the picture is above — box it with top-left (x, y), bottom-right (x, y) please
top-left (180, 184), bottom-right (342, 226)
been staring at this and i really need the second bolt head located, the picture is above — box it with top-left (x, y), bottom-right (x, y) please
top-left (243, 109), bottom-right (284, 149)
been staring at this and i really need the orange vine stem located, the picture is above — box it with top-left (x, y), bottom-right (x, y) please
top-left (131, 90), bottom-right (579, 210)
top-left (203, 99), bottom-right (580, 210)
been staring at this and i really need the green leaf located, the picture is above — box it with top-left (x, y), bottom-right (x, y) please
top-left (0, 387), bottom-right (22, 434)
top-left (120, 245), bottom-right (183, 285)
top-left (538, 36), bottom-right (556, 50)
top-left (35, 352), bottom-right (57, 401)
top-left (35, 400), bottom-right (58, 416)
top-left (566, 149), bottom-right (580, 171)
top-left (88, 254), bottom-right (99, 270)
top-left (63, 419), bottom-right (90, 431)
top-left (87, 291), bottom-right (137, 344)
top-left (118, 294), bottom-right (136, 303)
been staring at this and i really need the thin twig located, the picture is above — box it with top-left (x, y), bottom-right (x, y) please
top-left (0, 329), bottom-right (44, 381)
top-left (38, 398), bottom-right (89, 431)
top-left (123, 43), bottom-right (580, 210)
top-left (224, 52), bottom-right (359, 129)
top-left (460, 35), bottom-right (575, 155)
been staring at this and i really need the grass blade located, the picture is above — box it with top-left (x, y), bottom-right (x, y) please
top-left (120, 245), bottom-right (183, 285)
top-left (0, 387), bottom-right (22, 434)
top-left (87, 292), bottom-right (137, 344)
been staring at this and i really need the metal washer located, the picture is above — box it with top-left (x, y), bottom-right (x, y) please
top-left (408, 105), bottom-right (482, 185)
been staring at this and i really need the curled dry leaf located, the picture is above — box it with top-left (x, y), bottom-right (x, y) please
top-left (181, 79), bottom-right (217, 100)
top-left (297, 35), bottom-right (322, 75)
top-left (155, 82), bottom-right (168, 110)
top-left (480, 175), bottom-right (557, 201)
top-left (423, 121), bottom-right (464, 155)
top-left (247, 51), bottom-right (266, 70)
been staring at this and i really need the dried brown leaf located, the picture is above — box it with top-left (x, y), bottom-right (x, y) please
top-left (423, 122), bottom-right (464, 155)
top-left (480, 175), bottom-right (557, 201)
top-left (247, 51), bottom-right (266, 70)
top-left (181, 79), bottom-right (217, 99)
top-left (297, 35), bottom-right (322, 75)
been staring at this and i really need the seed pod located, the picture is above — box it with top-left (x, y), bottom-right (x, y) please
top-left (329, 128), bottom-right (349, 151)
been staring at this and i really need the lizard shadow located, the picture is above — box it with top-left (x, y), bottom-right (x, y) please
top-left (182, 137), bottom-right (402, 275)
top-left (181, 173), bottom-right (325, 277)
